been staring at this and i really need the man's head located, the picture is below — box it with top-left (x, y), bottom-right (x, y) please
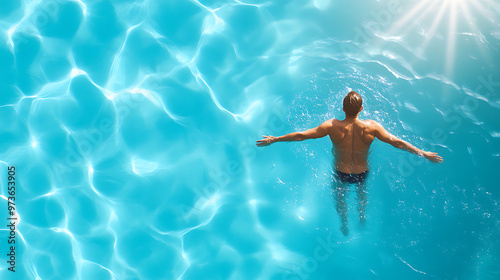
top-left (343, 91), bottom-right (363, 117)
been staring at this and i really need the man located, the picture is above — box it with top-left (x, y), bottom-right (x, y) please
top-left (256, 91), bottom-right (443, 236)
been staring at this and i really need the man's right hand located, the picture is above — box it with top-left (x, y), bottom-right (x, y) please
top-left (424, 151), bottom-right (443, 163)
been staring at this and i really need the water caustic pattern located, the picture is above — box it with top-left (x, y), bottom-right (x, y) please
top-left (0, 0), bottom-right (499, 279)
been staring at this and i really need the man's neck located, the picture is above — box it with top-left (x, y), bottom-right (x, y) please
top-left (345, 115), bottom-right (359, 120)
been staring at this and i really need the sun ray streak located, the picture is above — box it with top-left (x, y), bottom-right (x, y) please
top-left (384, 0), bottom-right (496, 77)
top-left (413, 0), bottom-right (441, 25)
top-left (416, 1), bottom-right (451, 57)
top-left (483, 0), bottom-right (500, 13)
top-left (385, 0), bottom-right (433, 35)
top-left (445, 0), bottom-right (458, 77)
top-left (458, 0), bottom-right (491, 61)
top-left (468, 0), bottom-right (497, 22)
top-left (374, 0), bottom-right (441, 52)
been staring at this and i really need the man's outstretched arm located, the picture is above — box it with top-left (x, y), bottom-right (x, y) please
top-left (370, 120), bottom-right (443, 163)
top-left (256, 120), bottom-right (331, 147)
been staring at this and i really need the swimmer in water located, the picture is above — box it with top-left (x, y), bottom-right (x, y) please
top-left (256, 91), bottom-right (443, 236)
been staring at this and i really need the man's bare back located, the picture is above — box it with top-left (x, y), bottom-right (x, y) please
top-left (329, 118), bottom-right (374, 174)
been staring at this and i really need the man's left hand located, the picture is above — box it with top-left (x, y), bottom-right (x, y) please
top-left (256, 135), bottom-right (277, 147)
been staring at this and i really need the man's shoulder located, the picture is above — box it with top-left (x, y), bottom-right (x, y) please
top-left (362, 119), bottom-right (380, 126)
top-left (361, 119), bottom-right (383, 132)
top-left (329, 118), bottom-right (342, 126)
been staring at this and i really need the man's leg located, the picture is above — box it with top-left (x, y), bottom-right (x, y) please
top-left (355, 181), bottom-right (368, 226)
top-left (334, 180), bottom-right (349, 236)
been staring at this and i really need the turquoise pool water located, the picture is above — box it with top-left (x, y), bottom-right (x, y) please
top-left (0, 0), bottom-right (499, 279)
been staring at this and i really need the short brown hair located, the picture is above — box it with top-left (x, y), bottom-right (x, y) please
top-left (343, 91), bottom-right (362, 116)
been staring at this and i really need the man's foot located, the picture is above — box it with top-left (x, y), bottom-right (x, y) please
top-left (341, 224), bottom-right (349, 236)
